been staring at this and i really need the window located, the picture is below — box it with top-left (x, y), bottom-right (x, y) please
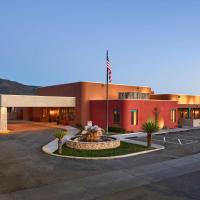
top-left (60, 108), bottom-right (68, 120)
top-left (42, 108), bottom-right (48, 118)
top-left (68, 108), bottom-right (75, 121)
top-left (171, 109), bottom-right (176, 122)
top-left (113, 109), bottom-right (120, 124)
top-left (119, 92), bottom-right (149, 100)
top-left (131, 109), bottom-right (138, 126)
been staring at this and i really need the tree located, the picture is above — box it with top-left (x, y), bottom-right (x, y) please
top-left (142, 121), bottom-right (159, 148)
top-left (55, 129), bottom-right (67, 154)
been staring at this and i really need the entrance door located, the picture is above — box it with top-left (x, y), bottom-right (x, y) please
top-left (49, 109), bottom-right (59, 122)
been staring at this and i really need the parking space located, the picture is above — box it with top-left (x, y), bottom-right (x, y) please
top-left (128, 129), bottom-right (200, 147)
top-left (153, 137), bottom-right (197, 145)
top-left (152, 134), bottom-right (198, 145)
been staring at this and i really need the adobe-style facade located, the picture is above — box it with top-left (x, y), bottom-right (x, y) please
top-left (91, 99), bottom-right (178, 132)
top-left (36, 82), bottom-right (154, 127)
top-left (5, 81), bottom-right (200, 132)
top-left (151, 94), bottom-right (200, 128)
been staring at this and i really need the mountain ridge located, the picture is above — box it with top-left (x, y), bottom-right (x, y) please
top-left (0, 78), bottom-right (39, 95)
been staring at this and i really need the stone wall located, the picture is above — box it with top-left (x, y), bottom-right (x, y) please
top-left (66, 139), bottom-right (120, 150)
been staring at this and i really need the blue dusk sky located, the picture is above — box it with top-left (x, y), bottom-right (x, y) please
top-left (0, 0), bottom-right (200, 94)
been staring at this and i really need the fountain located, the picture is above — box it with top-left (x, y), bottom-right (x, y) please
top-left (66, 125), bottom-right (120, 150)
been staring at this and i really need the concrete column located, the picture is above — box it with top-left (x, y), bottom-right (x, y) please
top-left (0, 107), bottom-right (8, 133)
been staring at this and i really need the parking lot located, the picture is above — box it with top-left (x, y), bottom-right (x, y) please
top-left (127, 129), bottom-right (200, 157)
top-left (1, 128), bottom-right (200, 199)
top-left (154, 131), bottom-right (200, 145)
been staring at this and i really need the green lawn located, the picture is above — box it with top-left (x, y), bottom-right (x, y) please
top-left (54, 141), bottom-right (152, 157)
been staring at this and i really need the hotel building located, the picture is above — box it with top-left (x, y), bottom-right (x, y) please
top-left (1, 81), bottom-right (200, 133)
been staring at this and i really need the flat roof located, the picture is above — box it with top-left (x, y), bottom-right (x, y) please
top-left (90, 99), bottom-right (177, 102)
top-left (38, 81), bottom-right (152, 90)
top-left (0, 94), bottom-right (75, 107)
top-left (151, 93), bottom-right (200, 97)
top-left (178, 104), bottom-right (200, 108)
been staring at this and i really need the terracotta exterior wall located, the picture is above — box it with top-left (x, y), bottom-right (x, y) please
top-left (22, 108), bottom-right (41, 121)
top-left (32, 108), bottom-right (42, 121)
top-left (151, 94), bottom-right (200, 105)
top-left (37, 82), bottom-right (153, 125)
top-left (90, 100), bottom-right (178, 132)
top-left (37, 82), bottom-right (82, 124)
top-left (22, 108), bottom-right (32, 121)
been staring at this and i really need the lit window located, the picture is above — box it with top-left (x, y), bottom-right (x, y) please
top-left (131, 110), bottom-right (138, 126)
top-left (171, 109), bottom-right (176, 122)
top-left (113, 109), bottom-right (120, 124)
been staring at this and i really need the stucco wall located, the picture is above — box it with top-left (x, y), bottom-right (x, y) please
top-left (90, 100), bottom-right (178, 132)
top-left (37, 82), bottom-right (153, 126)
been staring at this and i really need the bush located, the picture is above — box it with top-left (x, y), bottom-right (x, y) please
top-left (143, 121), bottom-right (159, 148)
top-left (142, 121), bottom-right (159, 134)
top-left (55, 129), bottom-right (67, 140)
top-left (108, 126), bottom-right (126, 133)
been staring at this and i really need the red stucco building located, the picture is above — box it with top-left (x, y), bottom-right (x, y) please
top-left (14, 81), bottom-right (200, 132)
top-left (91, 99), bottom-right (178, 132)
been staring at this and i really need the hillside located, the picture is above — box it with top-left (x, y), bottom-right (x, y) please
top-left (0, 78), bottom-right (39, 95)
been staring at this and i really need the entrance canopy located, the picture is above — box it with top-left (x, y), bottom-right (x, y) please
top-left (0, 94), bottom-right (76, 133)
top-left (0, 94), bottom-right (75, 107)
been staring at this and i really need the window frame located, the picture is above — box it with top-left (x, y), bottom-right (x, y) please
top-left (131, 109), bottom-right (138, 126)
top-left (113, 108), bottom-right (120, 124)
top-left (171, 109), bottom-right (176, 123)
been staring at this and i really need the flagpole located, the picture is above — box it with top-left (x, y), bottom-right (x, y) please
top-left (106, 64), bottom-right (109, 134)
top-left (106, 50), bottom-right (111, 134)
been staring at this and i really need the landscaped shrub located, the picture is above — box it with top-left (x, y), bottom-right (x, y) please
top-left (55, 129), bottom-right (67, 154)
top-left (142, 121), bottom-right (159, 148)
top-left (108, 126), bottom-right (126, 133)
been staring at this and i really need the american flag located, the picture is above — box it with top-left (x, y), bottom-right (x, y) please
top-left (106, 50), bottom-right (112, 83)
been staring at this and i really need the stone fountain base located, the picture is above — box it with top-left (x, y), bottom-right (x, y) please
top-left (66, 137), bottom-right (120, 150)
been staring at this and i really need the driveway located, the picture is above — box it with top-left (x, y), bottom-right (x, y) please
top-left (7, 121), bottom-right (56, 133)
top-left (0, 129), bottom-right (200, 199)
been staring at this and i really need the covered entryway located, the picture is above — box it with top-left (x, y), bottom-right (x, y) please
top-left (178, 105), bottom-right (200, 127)
top-left (0, 94), bottom-right (76, 133)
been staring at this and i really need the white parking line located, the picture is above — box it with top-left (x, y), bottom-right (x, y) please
top-left (152, 138), bottom-right (178, 145)
top-left (152, 137), bottom-right (197, 145)
top-left (178, 139), bottom-right (182, 144)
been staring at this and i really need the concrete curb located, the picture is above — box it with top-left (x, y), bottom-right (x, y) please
top-left (48, 147), bottom-right (164, 160)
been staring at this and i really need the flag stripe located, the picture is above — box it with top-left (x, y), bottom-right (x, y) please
top-left (106, 51), bottom-right (112, 83)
